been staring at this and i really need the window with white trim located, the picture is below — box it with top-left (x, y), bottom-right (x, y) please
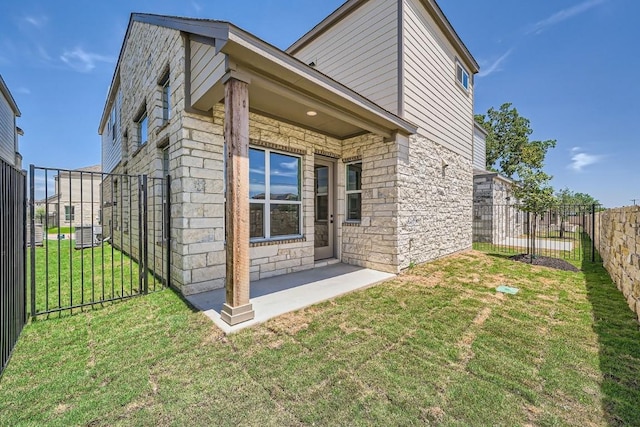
top-left (249, 147), bottom-right (302, 240)
top-left (346, 162), bottom-right (362, 221)
top-left (456, 62), bottom-right (469, 91)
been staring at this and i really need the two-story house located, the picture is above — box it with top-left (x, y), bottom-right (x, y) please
top-left (40, 165), bottom-right (103, 229)
top-left (99, 0), bottom-right (479, 325)
top-left (0, 75), bottom-right (23, 169)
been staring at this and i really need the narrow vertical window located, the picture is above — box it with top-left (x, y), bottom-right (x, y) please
top-left (137, 112), bottom-right (148, 146)
top-left (456, 62), bottom-right (469, 91)
top-left (64, 205), bottom-right (75, 221)
top-left (160, 74), bottom-right (170, 123)
top-left (346, 162), bottom-right (362, 221)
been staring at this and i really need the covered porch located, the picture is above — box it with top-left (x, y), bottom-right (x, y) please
top-left (134, 15), bottom-right (417, 326)
top-left (186, 262), bottom-right (395, 333)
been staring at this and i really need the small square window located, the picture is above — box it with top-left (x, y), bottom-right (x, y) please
top-left (456, 62), bottom-right (469, 91)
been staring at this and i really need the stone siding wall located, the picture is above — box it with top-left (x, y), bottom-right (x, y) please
top-left (105, 22), bottom-right (187, 290)
top-left (339, 134), bottom-right (399, 273)
top-left (593, 206), bottom-right (640, 319)
top-left (398, 134), bottom-right (472, 268)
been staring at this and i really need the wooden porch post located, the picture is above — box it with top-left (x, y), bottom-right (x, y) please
top-left (221, 77), bottom-right (254, 325)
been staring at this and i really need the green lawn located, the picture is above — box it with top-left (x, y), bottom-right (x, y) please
top-left (473, 231), bottom-right (599, 262)
top-left (29, 241), bottom-right (160, 316)
top-left (2, 251), bottom-right (639, 426)
top-left (47, 226), bottom-right (75, 235)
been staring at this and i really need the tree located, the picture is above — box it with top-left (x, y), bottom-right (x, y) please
top-left (555, 188), bottom-right (602, 237)
top-left (555, 188), bottom-right (600, 207)
top-left (476, 103), bottom-right (558, 258)
top-left (475, 103), bottom-right (556, 179)
top-left (35, 206), bottom-right (46, 225)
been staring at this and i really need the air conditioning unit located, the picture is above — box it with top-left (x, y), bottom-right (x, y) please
top-left (27, 223), bottom-right (44, 246)
top-left (75, 225), bottom-right (101, 249)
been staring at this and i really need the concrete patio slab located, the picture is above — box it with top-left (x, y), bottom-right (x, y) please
top-left (186, 263), bottom-right (395, 334)
top-left (497, 237), bottom-right (574, 252)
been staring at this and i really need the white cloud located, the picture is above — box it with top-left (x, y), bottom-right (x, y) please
top-left (191, 2), bottom-right (203, 13)
top-left (569, 150), bottom-right (602, 171)
top-left (16, 87), bottom-right (31, 95)
top-left (24, 15), bottom-right (48, 29)
top-left (478, 49), bottom-right (513, 78)
top-left (60, 47), bottom-right (113, 72)
top-left (527, 0), bottom-right (606, 35)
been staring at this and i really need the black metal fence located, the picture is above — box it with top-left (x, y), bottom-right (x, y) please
top-left (473, 203), bottom-right (602, 263)
top-left (1, 158), bottom-right (26, 377)
top-left (29, 166), bottom-right (170, 317)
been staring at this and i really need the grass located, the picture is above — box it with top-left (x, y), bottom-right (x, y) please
top-left (47, 227), bottom-right (75, 235)
top-left (473, 231), bottom-right (600, 263)
top-left (29, 241), bottom-right (160, 316)
top-left (2, 251), bottom-right (639, 425)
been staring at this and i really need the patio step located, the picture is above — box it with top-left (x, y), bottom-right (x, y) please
top-left (314, 258), bottom-right (340, 268)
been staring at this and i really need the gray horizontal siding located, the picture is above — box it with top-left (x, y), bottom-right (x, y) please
top-left (291, 0), bottom-right (399, 114)
top-left (473, 126), bottom-right (486, 170)
top-left (403, 0), bottom-right (473, 159)
top-left (0, 93), bottom-right (16, 166)
top-left (190, 41), bottom-right (226, 105)
top-left (102, 90), bottom-right (122, 173)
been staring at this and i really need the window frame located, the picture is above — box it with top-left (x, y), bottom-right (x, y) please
top-left (137, 112), bottom-right (148, 147)
top-left (345, 161), bottom-right (362, 222)
top-left (249, 147), bottom-right (303, 242)
top-left (64, 205), bottom-right (75, 221)
top-left (455, 61), bottom-right (470, 92)
top-left (160, 72), bottom-right (171, 123)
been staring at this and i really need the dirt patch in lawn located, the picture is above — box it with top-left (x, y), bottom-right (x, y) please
top-left (510, 254), bottom-right (580, 272)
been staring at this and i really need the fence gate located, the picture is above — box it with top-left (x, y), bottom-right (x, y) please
top-left (472, 204), bottom-right (603, 263)
top-left (29, 166), bottom-right (171, 317)
top-left (1, 159), bottom-right (27, 377)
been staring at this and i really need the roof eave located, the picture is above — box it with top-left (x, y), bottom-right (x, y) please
top-left (0, 75), bottom-right (21, 117)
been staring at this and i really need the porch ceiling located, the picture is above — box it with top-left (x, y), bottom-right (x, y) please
top-left (247, 81), bottom-right (364, 139)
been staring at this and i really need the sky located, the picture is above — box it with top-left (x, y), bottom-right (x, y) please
top-left (1, 0), bottom-right (638, 208)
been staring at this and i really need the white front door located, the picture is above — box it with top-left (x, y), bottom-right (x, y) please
top-left (314, 159), bottom-right (334, 260)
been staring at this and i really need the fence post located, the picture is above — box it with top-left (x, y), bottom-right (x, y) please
top-left (591, 203), bottom-right (596, 263)
top-left (142, 175), bottom-right (148, 295)
top-left (138, 176), bottom-right (144, 295)
top-left (22, 170), bottom-right (27, 323)
top-left (29, 165), bottom-right (36, 318)
top-left (165, 175), bottom-right (171, 289)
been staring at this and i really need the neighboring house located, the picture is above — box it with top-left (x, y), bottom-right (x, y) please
top-left (99, 0), bottom-right (479, 325)
top-left (472, 122), bottom-right (524, 243)
top-left (0, 75), bottom-right (23, 168)
top-left (472, 170), bottom-right (524, 243)
top-left (40, 165), bottom-right (103, 228)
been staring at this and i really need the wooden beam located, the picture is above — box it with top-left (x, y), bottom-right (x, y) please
top-left (221, 77), bottom-right (254, 326)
